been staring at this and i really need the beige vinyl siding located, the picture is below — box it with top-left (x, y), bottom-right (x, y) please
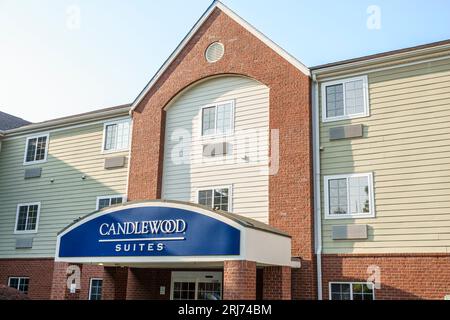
top-left (162, 76), bottom-right (270, 223)
top-left (320, 57), bottom-right (450, 254)
top-left (0, 120), bottom-right (129, 258)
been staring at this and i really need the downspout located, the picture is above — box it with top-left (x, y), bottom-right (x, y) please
top-left (312, 74), bottom-right (323, 300)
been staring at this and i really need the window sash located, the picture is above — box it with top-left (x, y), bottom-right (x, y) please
top-left (103, 121), bottom-right (130, 152)
top-left (325, 173), bottom-right (373, 219)
top-left (8, 277), bottom-right (30, 294)
top-left (322, 76), bottom-right (368, 122)
top-left (89, 279), bottom-right (103, 300)
top-left (201, 102), bottom-right (233, 136)
top-left (198, 187), bottom-right (230, 212)
top-left (97, 196), bottom-right (124, 210)
top-left (25, 135), bottom-right (48, 163)
top-left (15, 204), bottom-right (39, 232)
top-left (329, 282), bottom-right (374, 300)
top-left (202, 107), bottom-right (216, 136)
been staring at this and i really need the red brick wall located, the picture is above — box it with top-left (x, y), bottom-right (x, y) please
top-left (103, 267), bottom-right (129, 300)
top-left (126, 268), bottom-right (171, 300)
top-left (0, 258), bottom-right (54, 300)
top-left (80, 264), bottom-right (105, 300)
top-left (50, 262), bottom-right (116, 300)
top-left (322, 254), bottom-right (450, 300)
top-left (223, 260), bottom-right (256, 300)
top-left (263, 266), bottom-right (291, 300)
top-left (128, 7), bottom-right (314, 300)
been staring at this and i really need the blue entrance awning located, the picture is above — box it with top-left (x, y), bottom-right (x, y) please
top-left (55, 200), bottom-right (294, 267)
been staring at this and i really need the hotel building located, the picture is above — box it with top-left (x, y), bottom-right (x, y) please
top-left (0, 1), bottom-right (449, 300)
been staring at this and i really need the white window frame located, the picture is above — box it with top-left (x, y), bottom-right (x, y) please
top-left (200, 100), bottom-right (235, 138)
top-left (321, 75), bottom-right (370, 122)
top-left (170, 271), bottom-right (223, 301)
top-left (324, 173), bottom-right (375, 220)
top-left (14, 202), bottom-right (41, 234)
top-left (196, 185), bottom-right (233, 212)
top-left (96, 195), bottom-right (127, 210)
top-left (101, 119), bottom-right (131, 154)
top-left (23, 133), bottom-right (50, 165)
top-left (88, 278), bottom-right (103, 301)
top-left (8, 277), bottom-right (30, 294)
top-left (329, 282), bottom-right (376, 300)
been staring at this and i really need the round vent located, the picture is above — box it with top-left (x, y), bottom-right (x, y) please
top-left (205, 42), bottom-right (224, 63)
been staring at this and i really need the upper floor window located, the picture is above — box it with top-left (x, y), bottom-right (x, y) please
top-left (329, 282), bottom-right (375, 300)
top-left (321, 76), bottom-right (369, 122)
top-left (96, 195), bottom-right (126, 210)
top-left (89, 278), bottom-right (103, 300)
top-left (15, 203), bottom-right (40, 234)
top-left (324, 173), bottom-right (374, 219)
top-left (8, 277), bottom-right (30, 294)
top-left (201, 101), bottom-right (234, 136)
top-left (24, 134), bottom-right (49, 165)
top-left (103, 120), bottom-right (130, 152)
top-left (198, 186), bottom-right (231, 212)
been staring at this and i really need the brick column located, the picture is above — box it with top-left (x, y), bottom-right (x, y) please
top-left (103, 267), bottom-right (128, 300)
top-left (50, 262), bottom-right (68, 300)
top-left (223, 260), bottom-right (256, 300)
top-left (263, 266), bottom-right (291, 300)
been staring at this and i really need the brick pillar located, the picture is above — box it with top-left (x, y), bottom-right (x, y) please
top-left (50, 262), bottom-right (68, 300)
top-left (103, 267), bottom-right (129, 300)
top-left (126, 268), bottom-right (147, 300)
top-left (50, 262), bottom-right (82, 300)
top-left (263, 266), bottom-right (291, 300)
top-left (223, 260), bottom-right (256, 300)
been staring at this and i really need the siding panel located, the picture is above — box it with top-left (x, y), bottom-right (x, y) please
top-left (162, 76), bottom-right (270, 223)
top-left (319, 58), bottom-right (450, 254)
top-left (0, 121), bottom-right (129, 258)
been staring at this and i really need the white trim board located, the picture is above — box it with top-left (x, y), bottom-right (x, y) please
top-left (130, 1), bottom-right (309, 113)
top-left (3, 116), bottom-right (131, 141)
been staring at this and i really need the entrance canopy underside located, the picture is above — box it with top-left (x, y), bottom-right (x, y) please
top-left (56, 200), bottom-right (299, 268)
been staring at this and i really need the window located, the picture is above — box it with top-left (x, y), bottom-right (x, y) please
top-left (8, 277), bottom-right (30, 294)
top-left (324, 173), bottom-right (374, 219)
top-left (329, 282), bottom-right (375, 300)
top-left (171, 272), bottom-right (222, 301)
top-left (321, 76), bottom-right (369, 122)
top-left (198, 187), bottom-right (231, 212)
top-left (14, 203), bottom-right (40, 234)
top-left (201, 101), bottom-right (234, 136)
top-left (89, 279), bottom-right (103, 300)
top-left (103, 120), bottom-right (130, 152)
top-left (24, 134), bottom-right (49, 164)
top-left (96, 195), bottom-right (126, 210)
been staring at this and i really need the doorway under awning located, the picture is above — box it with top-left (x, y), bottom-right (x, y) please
top-left (55, 200), bottom-right (299, 269)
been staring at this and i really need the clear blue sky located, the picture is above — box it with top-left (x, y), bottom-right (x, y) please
top-left (1, 0), bottom-right (449, 122)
